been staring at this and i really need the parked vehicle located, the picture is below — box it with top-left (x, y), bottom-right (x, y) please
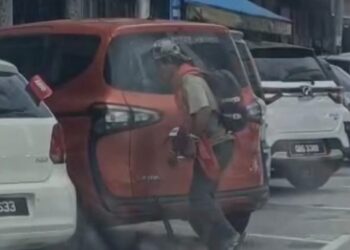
top-left (230, 31), bottom-right (271, 180)
top-left (251, 44), bottom-right (349, 190)
top-left (0, 19), bottom-right (268, 239)
top-left (323, 53), bottom-right (350, 74)
top-left (0, 60), bottom-right (76, 249)
top-left (326, 63), bottom-right (350, 110)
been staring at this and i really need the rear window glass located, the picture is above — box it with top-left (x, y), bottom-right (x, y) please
top-left (0, 72), bottom-right (51, 118)
top-left (105, 32), bottom-right (249, 94)
top-left (253, 49), bottom-right (329, 82)
top-left (0, 35), bottom-right (100, 88)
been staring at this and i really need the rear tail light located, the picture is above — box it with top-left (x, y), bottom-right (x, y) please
top-left (263, 89), bottom-right (283, 105)
top-left (132, 107), bottom-right (161, 128)
top-left (328, 92), bottom-right (343, 104)
top-left (92, 105), bottom-right (131, 135)
top-left (50, 124), bottom-right (66, 164)
top-left (91, 104), bottom-right (161, 136)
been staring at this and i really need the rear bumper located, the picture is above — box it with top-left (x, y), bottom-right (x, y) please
top-left (267, 127), bottom-right (350, 150)
top-left (96, 185), bottom-right (269, 225)
top-left (271, 149), bottom-right (343, 175)
top-left (273, 149), bottom-right (343, 164)
top-left (0, 166), bottom-right (77, 249)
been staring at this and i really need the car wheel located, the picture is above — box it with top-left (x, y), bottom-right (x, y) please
top-left (226, 212), bottom-right (251, 235)
top-left (284, 163), bottom-right (339, 190)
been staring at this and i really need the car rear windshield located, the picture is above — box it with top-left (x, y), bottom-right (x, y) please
top-left (253, 49), bottom-right (329, 82)
top-left (0, 72), bottom-right (51, 118)
top-left (105, 32), bottom-right (249, 94)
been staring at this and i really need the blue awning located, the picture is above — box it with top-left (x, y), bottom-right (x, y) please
top-left (184, 0), bottom-right (290, 22)
top-left (184, 0), bottom-right (291, 35)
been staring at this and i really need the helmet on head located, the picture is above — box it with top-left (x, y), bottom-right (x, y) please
top-left (152, 39), bottom-right (190, 62)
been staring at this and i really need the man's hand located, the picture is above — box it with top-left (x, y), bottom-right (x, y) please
top-left (168, 149), bottom-right (179, 167)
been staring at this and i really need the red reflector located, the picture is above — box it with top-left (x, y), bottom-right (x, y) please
top-left (50, 124), bottom-right (66, 164)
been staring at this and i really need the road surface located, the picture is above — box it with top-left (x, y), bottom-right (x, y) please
top-left (65, 167), bottom-right (350, 250)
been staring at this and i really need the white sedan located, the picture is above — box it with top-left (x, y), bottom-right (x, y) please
top-left (0, 60), bottom-right (76, 249)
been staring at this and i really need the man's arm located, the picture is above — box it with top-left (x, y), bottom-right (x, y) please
top-left (190, 107), bottom-right (211, 137)
top-left (182, 76), bottom-right (212, 138)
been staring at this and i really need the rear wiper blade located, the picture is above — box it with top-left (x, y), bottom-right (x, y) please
top-left (263, 86), bottom-right (343, 94)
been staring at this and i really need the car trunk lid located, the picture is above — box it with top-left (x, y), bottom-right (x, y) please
top-left (263, 80), bottom-right (343, 134)
top-left (0, 119), bottom-right (55, 184)
top-left (0, 72), bottom-right (55, 184)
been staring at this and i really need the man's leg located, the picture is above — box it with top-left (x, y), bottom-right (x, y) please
top-left (189, 140), bottom-right (238, 250)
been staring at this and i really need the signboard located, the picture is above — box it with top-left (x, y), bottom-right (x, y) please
top-left (170, 0), bottom-right (182, 20)
top-left (186, 5), bottom-right (292, 36)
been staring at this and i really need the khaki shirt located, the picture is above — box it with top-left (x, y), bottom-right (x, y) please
top-left (181, 74), bottom-right (233, 145)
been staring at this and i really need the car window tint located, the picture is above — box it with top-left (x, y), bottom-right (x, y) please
top-left (0, 72), bottom-right (51, 118)
top-left (0, 35), bottom-right (100, 89)
top-left (46, 35), bottom-right (100, 87)
top-left (0, 36), bottom-right (47, 79)
top-left (105, 32), bottom-right (248, 94)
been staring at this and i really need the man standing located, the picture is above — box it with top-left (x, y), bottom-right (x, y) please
top-left (152, 39), bottom-right (240, 250)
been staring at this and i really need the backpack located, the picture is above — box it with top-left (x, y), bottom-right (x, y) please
top-left (202, 69), bottom-right (248, 133)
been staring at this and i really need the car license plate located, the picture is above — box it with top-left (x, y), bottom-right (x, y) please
top-left (290, 142), bottom-right (325, 156)
top-left (0, 198), bottom-right (28, 216)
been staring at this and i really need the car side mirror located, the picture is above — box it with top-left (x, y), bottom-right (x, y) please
top-left (26, 75), bottom-right (53, 104)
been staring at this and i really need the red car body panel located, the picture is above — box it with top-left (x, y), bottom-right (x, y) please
top-left (0, 19), bottom-right (268, 225)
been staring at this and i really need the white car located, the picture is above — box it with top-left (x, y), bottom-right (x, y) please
top-left (251, 45), bottom-right (349, 190)
top-left (0, 60), bottom-right (76, 249)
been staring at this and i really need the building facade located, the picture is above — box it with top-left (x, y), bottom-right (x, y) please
top-left (0, 0), bottom-right (290, 39)
top-left (2, 0), bottom-right (342, 53)
top-left (0, 0), bottom-right (170, 26)
top-left (252, 0), bottom-right (344, 53)
top-left (343, 0), bottom-right (350, 51)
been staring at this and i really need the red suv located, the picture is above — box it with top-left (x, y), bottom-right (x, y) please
top-left (0, 19), bottom-right (268, 236)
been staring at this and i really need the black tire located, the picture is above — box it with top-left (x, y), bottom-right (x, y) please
top-left (226, 212), bottom-right (251, 234)
top-left (284, 164), bottom-right (338, 191)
